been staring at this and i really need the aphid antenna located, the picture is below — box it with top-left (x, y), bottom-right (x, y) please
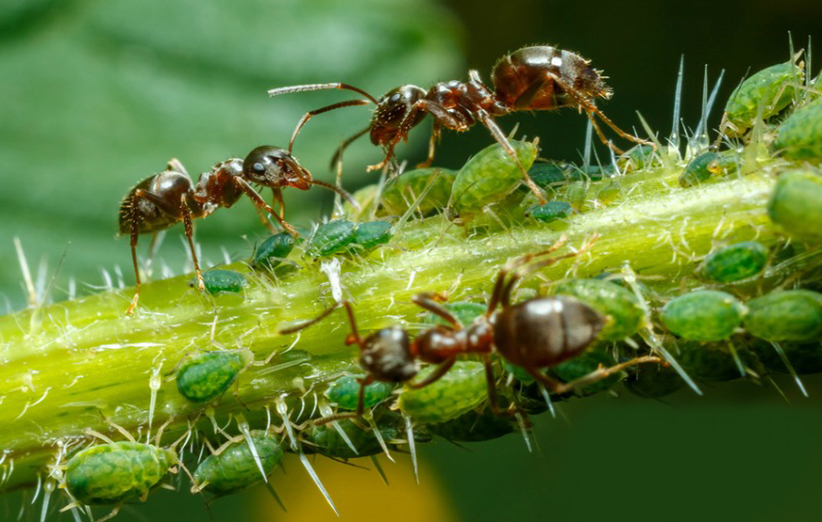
top-left (668, 55), bottom-right (685, 155)
top-left (619, 264), bottom-right (703, 396)
top-left (770, 341), bottom-right (809, 398)
top-left (274, 396), bottom-right (339, 515)
top-left (403, 414), bottom-right (419, 485)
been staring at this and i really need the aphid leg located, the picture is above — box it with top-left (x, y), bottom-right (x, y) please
top-left (228, 176), bottom-right (299, 236)
top-left (288, 99), bottom-right (372, 154)
top-left (412, 292), bottom-right (463, 329)
top-left (179, 196), bottom-right (204, 292)
top-left (475, 111), bottom-right (547, 204)
top-left (405, 358), bottom-right (456, 389)
top-left (552, 355), bottom-right (663, 395)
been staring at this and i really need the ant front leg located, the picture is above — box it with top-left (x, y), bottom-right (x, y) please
top-left (482, 355), bottom-right (525, 421)
top-left (412, 292), bottom-right (462, 329)
top-left (417, 123), bottom-right (441, 169)
top-left (180, 195), bottom-right (204, 292)
top-left (126, 200), bottom-right (143, 315)
top-left (475, 111), bottom-right (547, 204)
top-left (230, 176), bottom-right (299, 236)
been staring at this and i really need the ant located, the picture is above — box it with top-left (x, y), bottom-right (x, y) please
top-left (279, 236), bottom-right (662, 421)
top-left (119, 148), bottom-right (353, 314)
top-left (268, 45), bottom-right (654, 204)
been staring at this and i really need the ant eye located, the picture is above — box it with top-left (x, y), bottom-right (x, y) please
top-left (253, 162), bottom-right (265, 173)
top-left (389, 93), bottom-right (401, 103)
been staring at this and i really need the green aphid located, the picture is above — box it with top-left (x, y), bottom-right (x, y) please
top-left (768, 169), bottom-right (822, 239)
top-left (398, 361), bottom-right (487, 424)
top-left (554, 278), bottom-right (644, 341)
top-left (549, 348), bottom-right (620, 396)
top-left (192, 430), bottom-right (284, 495)
top-left (722, 59), bottom-right (804, 137)
top-left (380, 167), bottom-right (457, 215)
top-left (773, 98), bottom-right (822, 161)
top-left (311, 219), bottom-right (357, 256)
top-left (176, 350), bottom-right (248, 403)
top-left (189, 270), bottom-right (246, 295)
top-left (527, 162), bottom-right (574, 191)
top-left (324, 375), bottom-right (395, 411)
top-left (661, 290), bottom-right (746, 342)
top-left (595, 181), bottom-right (622, 205)
top-left (66, 442), bottom-right (177, 505)
top-left (706, 151), bottom-right (743, 177)
top-left (353, 221), bottom-right (393, 250)
top-left (422, 301), bottom-right (486, 327)
top-left (525, 201), bottom-right (573, 223)
top-left (450, 139), bottom-right (538, 217)
top-left (563, 180), bottom-right (589, 208)
top-left (623, 364), bottom-right (684, 399)
top-left (618, 144), bottom-right (657, 172)
top-left (427, 407), bottom-right (515, 443)
top-left (676, 341), bottom-right (748, 382)
top-left (748, 339), bottom-right (822, 375)
top-left (744, 290), bottom-right (822, 341)
top-left (702, 241), bottom-right (769, 283)
top-left (253, 232), bottom-right (296, 270)
top-left (301, 419), bottom-right (398, 459)
top-left (679, 152), bottom-right (720, 188)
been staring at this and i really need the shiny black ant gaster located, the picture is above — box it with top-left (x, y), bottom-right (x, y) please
top-left (119, 148), bottom-right (353, 314)
top-left (268, 46), bottom-right (653, 204)
top-left (280, 236), bottom-right (661, 420)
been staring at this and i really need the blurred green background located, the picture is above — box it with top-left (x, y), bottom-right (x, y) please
top-left (1, 0), bottom-right (821, 520)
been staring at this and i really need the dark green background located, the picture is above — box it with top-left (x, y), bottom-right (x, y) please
top-left (1, 0), bottom-right (821, 520)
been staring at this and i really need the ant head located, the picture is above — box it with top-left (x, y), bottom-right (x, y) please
top-left (242, 146), bottom-right (312, 190)
top-left (192, 159), bottom-right (244, 213)
top-left (569, 57), bottom-right (612, 100)
top-left (370, 85), bottom-right (427, 146)
top-left (359, 326), bottom-right (419, 383)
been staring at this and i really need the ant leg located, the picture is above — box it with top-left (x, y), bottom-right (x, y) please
top-left (278, 301), bottom-right (343, 335)
top-left (587, 113), bottom-right (625, 155)
top-left (167, 158), bottom-right (188, 176)
top-left (268, 82), bottom-right (379, 105)
top-left (329, 126), bottom-right (370, 171)
top-left (367, 141), bottom-right (400, 173)
top-left (412, 292), bottom-right (462, 329)
top-left (476, 111), bottom-right (547, 204)
top-left (313, 376), bottom-right (371, 425)
top-left (417, 123), bottom-right (441, 169)
top-left (552, 355), bottom-right (662, 395)
top-left (525, 366), bottom-right (567, 394)
top-left (483, 355), bottom-right (519, 417)
top-left (271, 188), bottom-right (286, 219)
top-left (229, 176), bottom-right (299, 236)
top-left (179, 195), bottom-right (204, 292)
top-left (126, 199), bottom-right (143, 315)
top-left (288, 99), bottom-right (372, 154)
top-left (406, 358), bottom-right (456, 389)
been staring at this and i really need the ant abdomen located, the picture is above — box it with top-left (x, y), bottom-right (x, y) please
top-left (493, 296), bottom-right (606, 369)
top-left (118, 169), bottom-right (198, 235)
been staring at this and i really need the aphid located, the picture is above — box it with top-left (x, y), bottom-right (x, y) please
top-left (744, 290), bottom-right (822, 342)
top-left (554, 278), bottom-right (644, 341)
top-left (191, 430), bottom-right (284, 496)
top-left (268, 45), bottom-right (652, 203)
top-left (176, 350), bottom-right (249, 403)
top-left (118, 150), bottom-right (336, 314)
top-left (427, 407), bottom-right (516, 443)
top-left (398, 361), bottom-right (487, 424)
top-left (720, 56), bottom-right (804, 138)
top-left (300, 419), bottom-right (398, 460)
top-left (767, 168), bottom-right (822, 239)
top-left (252, 232), bottom-right (296, 271)
top-left (772, 98), bottom-right (822, 161)
top-left (679, 152), bottom-right (720, 188)
top-left (325, 375), bottom-right (395, 411)
top-left (525, 201), bottom-right (573, 223)
top-left (380, 167), bottom-right (458, 215)
top-left (189, 269), bottom-right (246, 295)
top-left (661, 291), bottom-right (746, 342)
top-left (352, 220), bottom-right (393, 250)
top-left (309, 219), bottom-right (358, 257)
top-left (526, 161), bottom-right (575, 192)
top-left (623, 364), bottom-right (685, 399)
top-left (280, 236), bottom-right (661, 421)
top-left (618, 144), bottom-right (658, 172)
top-left (449, 139), bottom-right (538, 218)
top-left (701, 241), bottom-right (769, 283)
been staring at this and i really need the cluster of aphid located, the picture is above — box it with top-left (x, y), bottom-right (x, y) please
top-left (35, 44), bottom-right (822, 520)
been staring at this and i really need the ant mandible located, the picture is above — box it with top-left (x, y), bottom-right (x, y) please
top-left (268, 45), bottom-right (654, 204)
top-left (119, 148), bottom-right (353, 314)
top-left (279, 236), bottom-right (662, 421)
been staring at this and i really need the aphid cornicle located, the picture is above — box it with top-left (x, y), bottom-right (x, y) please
top-left (280, 236), bottom-right (661, 422)
top-left (268, 45), bottom-right (652, 204)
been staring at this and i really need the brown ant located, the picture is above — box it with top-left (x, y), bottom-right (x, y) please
top-left (119, 148), bottom-right (353, 314)
top-left (268, 45), bottom-right (654, 204)
top-left (279, 236), bottom-right (661, 421)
